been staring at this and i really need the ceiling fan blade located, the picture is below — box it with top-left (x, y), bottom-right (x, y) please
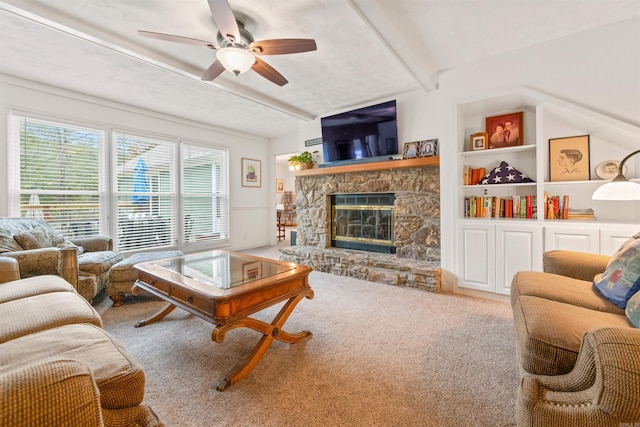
top-left (201, 60), bottom-right (226, 81)
top-left (207, 0), bottom-right (240, 42)
top-left (250, 39), bottom-right (317, 55)
top-left (138, 30), bottom-right (216, 49)
top-left (251, 57), bottom-right (288, 86)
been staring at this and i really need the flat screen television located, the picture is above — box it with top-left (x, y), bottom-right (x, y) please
top-left (321, 100), bottom-right (398, 165)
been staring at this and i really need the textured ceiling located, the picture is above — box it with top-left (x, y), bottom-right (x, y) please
top-left (1, 0), bottom-right (638, 139)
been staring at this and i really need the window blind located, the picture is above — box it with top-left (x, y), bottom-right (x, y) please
top-left (114, 132), bottom-right (176, 251)
top-left (11, 114), bottom-right (103, 238)
top-left (182, 143), bottom-right (229, 243)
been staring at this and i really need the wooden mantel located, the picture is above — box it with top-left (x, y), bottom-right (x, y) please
top-left (294, 156), bottom-right (440, 177)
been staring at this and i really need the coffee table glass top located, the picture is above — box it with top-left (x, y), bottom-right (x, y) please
top-left (150, 251), bottom-right (295, 289)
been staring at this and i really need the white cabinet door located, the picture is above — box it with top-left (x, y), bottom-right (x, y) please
top-left (600, 226), bottom-right (636, 255)
top-left (544, 225), bottom-right (599, 253)
top-left (458, 223), bottom-right (495, 293)
top-left (495, 224), bottom-right (543, 296)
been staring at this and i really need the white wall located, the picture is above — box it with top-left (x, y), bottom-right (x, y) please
top-left (0, 75), bottom-right (274, 251)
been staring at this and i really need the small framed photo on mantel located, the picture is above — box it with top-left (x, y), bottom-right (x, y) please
top-left (402, 141), bottom-right (419, 159)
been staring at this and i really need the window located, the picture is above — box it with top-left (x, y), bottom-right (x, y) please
top-left (182, 143), bottom-right (228, 244)
top-left (10, 114), bottom-right (104, 238)
top-left (9, 112), bottom-right (229, 251)
top-left (114, 132), bottom-right (176, 251)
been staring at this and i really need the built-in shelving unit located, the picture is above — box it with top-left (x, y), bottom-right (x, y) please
top-left (454, 87), bottom-right (640, 296)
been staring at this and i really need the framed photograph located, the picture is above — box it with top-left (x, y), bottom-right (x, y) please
top-left (419, 139), bottom-right (438, 157)
top-left (485, 111), bottom-right (523, 148)
top-left (241, 158), bottom-right (261, 188)
top-left (402, 141), bottom-right (419, 159)
top-left (242, 261), bottom-right (262, 280)
top-left (469, 133), bottom-right (488, 151)
top-left (595, 160), bottom-right (626, 180)
top-left (549, 135), bottom-right (590, 182)
top-left (276, 178), bottom-right (285, 193)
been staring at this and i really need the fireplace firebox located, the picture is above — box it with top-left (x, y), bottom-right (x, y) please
top-left (330, 193), bottom-right (395, 254)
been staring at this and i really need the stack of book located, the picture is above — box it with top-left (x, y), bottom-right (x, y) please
top-left (463, 166), bottom-right (486, 185)
top-left (567, 208), bottom-right (597, 220)
top-left (464, 195), bottom-right (537, 219)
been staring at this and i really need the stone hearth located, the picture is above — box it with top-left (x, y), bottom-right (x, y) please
top-left (279, 160), bottom-right (441, 292)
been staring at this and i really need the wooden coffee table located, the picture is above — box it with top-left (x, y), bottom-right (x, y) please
top-left (132, 250), bottom-right (313, 391)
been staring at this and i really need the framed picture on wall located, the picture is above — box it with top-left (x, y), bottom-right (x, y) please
top-left (241, 158), bottom-right (261, 188)
top-left (276, 178), bottom-right (285, 193)
top-left (548, 135), bottom-right (590, 182)
top-left (485, 111), bottom-right (523, 148)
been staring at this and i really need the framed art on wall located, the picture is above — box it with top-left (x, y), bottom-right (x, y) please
top-left (241, 158), bottom-right (261, 188)
top-left (549, 135), bottom-right (590, 182)
top-left (486, 111), bottom-right (523, 148)
top-left (276, 178), bottom-right (285, 193)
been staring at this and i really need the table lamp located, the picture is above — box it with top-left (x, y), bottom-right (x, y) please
top-left (592, 149), bottom-right (640, 200)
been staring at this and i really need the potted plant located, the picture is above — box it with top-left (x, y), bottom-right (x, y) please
top-left (288, 151), bottom-right (314, 170)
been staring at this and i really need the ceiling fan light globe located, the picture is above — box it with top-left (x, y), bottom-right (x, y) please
top-left (216, 47), bottom-right (255, 75)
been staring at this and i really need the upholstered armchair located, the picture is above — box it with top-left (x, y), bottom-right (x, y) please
top-left (516, 327), bottom-right (640, 426)
top-left (0, 218), bottom-right (123, 301)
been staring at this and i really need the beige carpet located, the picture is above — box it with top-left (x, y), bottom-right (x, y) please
top-left (95, 247), bottom-right (518, 427)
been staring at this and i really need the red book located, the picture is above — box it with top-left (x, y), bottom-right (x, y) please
top-left (526, 195), bottom-right (533, 218)
top-left (505, 199), bottom-right (513, 218)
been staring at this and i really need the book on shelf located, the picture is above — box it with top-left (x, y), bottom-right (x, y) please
top-left (463, 166), bottom-right (486, 185)
top-left (463, 195), bottom-right (536, 219)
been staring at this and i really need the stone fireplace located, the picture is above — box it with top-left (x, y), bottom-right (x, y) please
top-left (279, 159), bottom-right (441, 292)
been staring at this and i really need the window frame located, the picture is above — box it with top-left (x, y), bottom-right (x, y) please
top-left (8, 110), bottom-right (230, 252)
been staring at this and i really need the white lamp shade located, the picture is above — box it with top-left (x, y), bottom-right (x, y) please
top-left (216, 47), bottom-right (255, 75)
top-left (592, 180), bottom-right (640, 200)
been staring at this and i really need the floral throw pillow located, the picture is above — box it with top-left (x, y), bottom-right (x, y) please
top-left (13, 228), bottom-right (61, 249)
top-left (627, 291), bottom-right (640, 328)
top-left (593, 232), bottom-right (640, 309)
top-left (13, 227), bottom-right (81, 253)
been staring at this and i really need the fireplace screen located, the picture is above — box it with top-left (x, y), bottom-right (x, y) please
top-left (331, 193), bottom-right (395, 254)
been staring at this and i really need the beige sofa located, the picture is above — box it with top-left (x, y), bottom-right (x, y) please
top-left (0, 257), bottom-right (162, 427)
top-left (0, 217), bottom-right (123, 301)
top-left (511, 250), bottom-right (640, 426)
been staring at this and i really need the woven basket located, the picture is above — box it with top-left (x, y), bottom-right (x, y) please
top-left (298, 162), bottom-right (313, 170)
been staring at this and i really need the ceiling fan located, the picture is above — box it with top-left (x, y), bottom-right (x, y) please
top-left (138, 0), bottom-right (317, 86)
